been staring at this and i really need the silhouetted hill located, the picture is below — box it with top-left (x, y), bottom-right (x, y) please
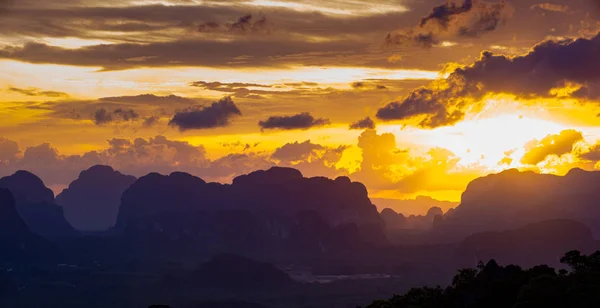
top-left (380, 208), bottom-right (406, 230)
top-left (0, 188), bottom-right (60, 263)
top-left (116, 167), bottom-right (385, 256)
top-left (192, 254), bottom-right (292, 291)
top-left (454, 219), bottom-right (597, 268)
top-left (432, 168), bottom-right (600, 241)
top-left (0, 171), bottom-right (77, 238)
top-left (56, 165), bottom-right (136, 231)
top-left (0, 188), bottom-right (30, 239)
top-left (373, 196), bottom-right (458, 216)
top-left (0, 171), bottom-right (54, 205)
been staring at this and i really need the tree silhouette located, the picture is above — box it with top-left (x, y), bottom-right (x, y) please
top-left (364, 250), bottom-right (600, 308)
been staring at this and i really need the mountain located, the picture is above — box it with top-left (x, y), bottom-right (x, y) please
top-left (372, 196), bottom-right (458, 216)
top-left (0, 171), bottom-right (77, 238)
top-left (432, 168), bottom-right (600, 241)
top-left (0, 188), bottom-right (30, 239)
top-left (0, 188), bottom-right (60, 263)
top-left (115, 167), bottom-right (385, 256)
top-left (454, 219), bottom-right (598, 268)
top-left (56, 165), bottom-right (136, 231)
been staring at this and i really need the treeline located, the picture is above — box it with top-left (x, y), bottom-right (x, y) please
top-left (363, 250), bottom-right (600, 308)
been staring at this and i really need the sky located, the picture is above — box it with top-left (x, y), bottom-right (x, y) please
top-left (1, 0), bottom-right (600, 202)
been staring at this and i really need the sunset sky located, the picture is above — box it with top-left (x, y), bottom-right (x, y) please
top-left (1, 0), bottom-right (600, 203)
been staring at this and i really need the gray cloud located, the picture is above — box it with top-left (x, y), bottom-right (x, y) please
top-left (349, 117), bottom-right (376, 130)
top-left (93, 108), bottom-right (113, 125)
top-left (386, 0), bottom-right (513, 48)
top-left (169, 96), bottom-right (242, 131)
top-left (258, 112), bottom-right (330, 130)
top-left (93, 107), bottom-right (139, 125)
top-left (7, 87), bottom-right (69, 98)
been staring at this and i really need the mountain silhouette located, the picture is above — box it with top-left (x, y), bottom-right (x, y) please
top-left (454, 219), bottom-right (598, 269)
top-left (56, 165), bottom-right (136, 231)
top-left (116, 167), bottom-right (385, 253)
top-left (373, 196), bottom-right (458, 216)
top-left (432, 168), bottom-right (600, 241)
top-left (0, 188), bottom-right (60, 263)
top-left (0, 171), bottom-right (77, 238)
top-left (0, 188), bottom-right (30, 239)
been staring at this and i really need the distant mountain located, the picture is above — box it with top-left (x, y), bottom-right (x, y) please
top-left (56, 165), bottom-right (136, 231)
top-left (432, 168), bottom-right (600, 241)
top-left (0, 188), bottom-right (60, 263)
top-left (116, 167), bottom-right (385, 256)
top-left (0, 188), bottom-right (30, 239)
top-left (0, 171), bottom-right (77, 238)
top-left (372, 196), bottom-right (458, 216)
top-left (454, 219), bottom-right (598, 268)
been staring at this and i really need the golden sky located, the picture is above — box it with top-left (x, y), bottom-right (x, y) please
top-left (2, 0), bottom-right (600, 203)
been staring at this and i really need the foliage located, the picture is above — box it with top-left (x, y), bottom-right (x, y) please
top-left (363, 250), bottom-right (600, 308)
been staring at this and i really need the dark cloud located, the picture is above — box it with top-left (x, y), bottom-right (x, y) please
top-left (386, 0), bottom-right (513, 48)
top-left (272, 140), bottom-right (325, 162)
top-left (142, 116), bottom-right (159, 127)
top-left (376, 86), bottom-right (467, 128)
top-left (581, 144), bottom-right (600, 161)
top-left (0, 39), bottom-right (363, 70)
top-left (113, 108), bottom-right (139, 121)
top-left (43, 94), bottom-right (199, 125)
top-left (420, 0), bottom-right (474, 28)
top-left (198, 14), bottom-right (270, 34)
top-left (377, 33), bottom-right (600, 128)
top-left (169, 96), bottom-right (242, 131)
top-left (93, 108), bottom-right (113, 125)
top-left (93, 108), bottom-right (139, 125)
top-left (351, 81), bottom-right (389, 91)
top-left (521, 130), bottom-right (584, 165)
top-left (349, 117), bottom-right (376, 130)
top-left (258, 112), bottom-right (330, 130)
top-left (7, 87), bottom-right (69, 98)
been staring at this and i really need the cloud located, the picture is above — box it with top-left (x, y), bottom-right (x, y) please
top-left (377, 33), bottom-right (600, 128)
top-left (45, 94), bottom-right (198, 124)
top-left (93, 108), bottom-right (113, 125)
top-left (0, 135), bottom-right (273, 186)
top-left (0, 137), bottom-right (20, 163)
top-left (0, 36), bottom-right (365, 71)
top-left (7, 87), bottom-right (69, 98)
top-left (349, 117), bottom-right (376, 130)
top-left (258, 112), bottom-right (330, 130)
top-left (386, 0), bottom-right (513, 48)
top-left (168, 96), bottom-right (242, 131)
top-left (521, 130), bottom-right (584, 165)
top-left (191, 81), bottom-right (273, 99)
top-left (271, 140), bottom-right (348, 178)
top-left (198, 14), bottom-right (270, 34)
top-left (113, 108), bottom-right (139, 121)
top-left (93, 107), bottom-right (139, 125)
top-left (142, 116), bottom-right (159, 127)
top-left (530, 3), bottom-right (570, 13)
top-left (420, 0), bottom-right (474, 28)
